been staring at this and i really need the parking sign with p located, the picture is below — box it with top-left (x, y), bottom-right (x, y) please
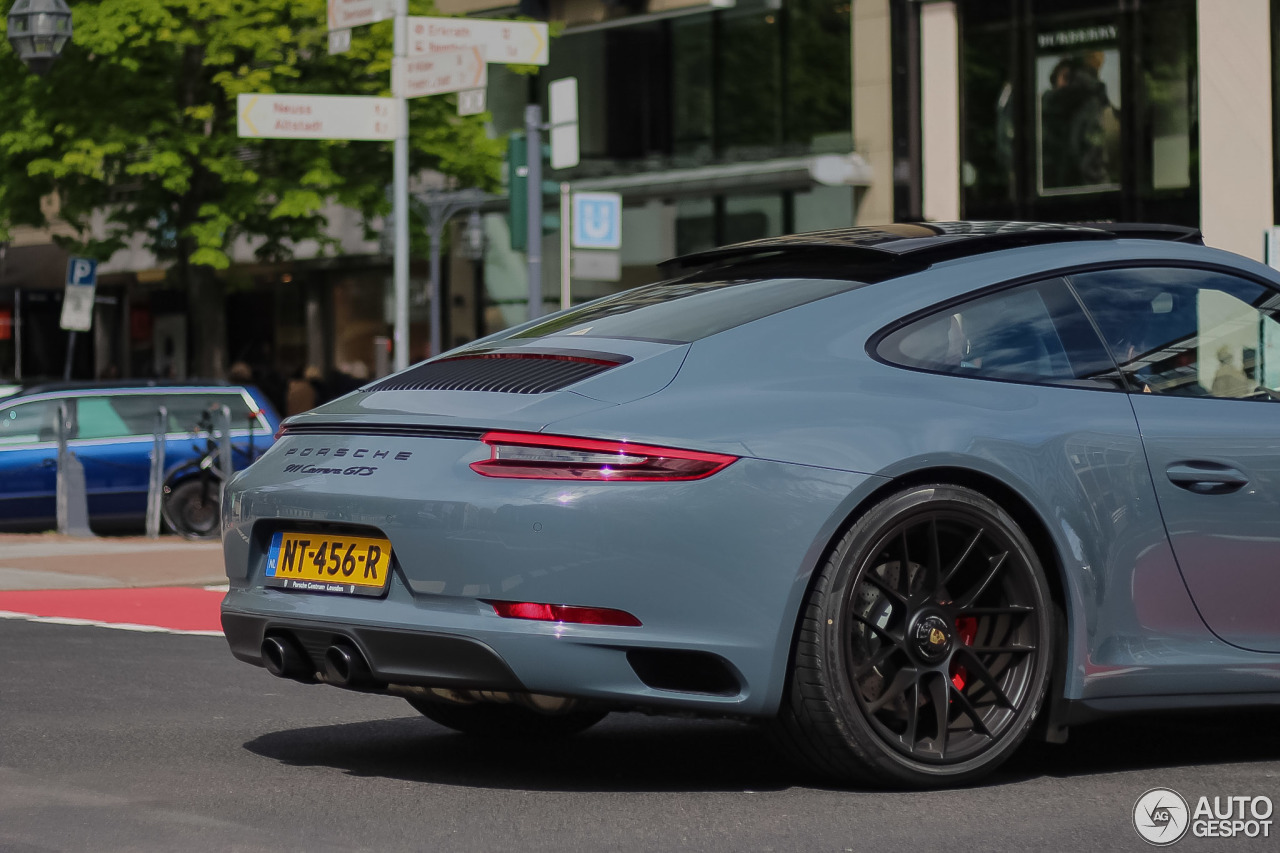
top-left (60, 257), bottom-right (98, 332)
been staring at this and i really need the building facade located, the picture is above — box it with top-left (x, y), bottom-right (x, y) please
top-left (6, 0), bottom-right (1280, 387)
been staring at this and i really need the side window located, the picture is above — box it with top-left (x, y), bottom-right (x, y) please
top-left (1070, 268), bottom-right (1280, 401)
top-left (0, 400), bottom-right (63, 445)
top-left (76, 397), bottom-right (141, 440)
top-left (161, 393), bottom-right (257, 432)
top-left (877, 278), bottom-right (1115, 386)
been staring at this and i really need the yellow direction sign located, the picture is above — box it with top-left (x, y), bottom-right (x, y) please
top-left (237, 94), bottom-right (398, 141)
top-left (408, 16), bottom-right (548, 66)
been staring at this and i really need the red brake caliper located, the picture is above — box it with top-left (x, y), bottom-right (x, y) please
top-left (950, 617), bottom-right (978, 690)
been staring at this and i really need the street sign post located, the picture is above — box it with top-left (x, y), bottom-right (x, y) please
top-left (60, 256), bottom-right (97, 381)
top-left (408, 16), bottom-right (549, 65)
top-left (60, 257), bottom-right (96, 332)
top-left (328, 27), bottom-right (351, 55)
top-left (328, 0), bottom-right (395, 30)
top-left (572, 192), bottom-right (622, 250)
top-left (393, 47), bottom-right (486, 99)
top-left (237, 93), bottom-right (398, 141)
top-left (549, 77), bottom-right (579, 170)
top-left (457, 88), bottom-right (486, 116)
top-left (572, 250), bottom-right (622, 282)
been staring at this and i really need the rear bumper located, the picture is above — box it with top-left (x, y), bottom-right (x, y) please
top-left (220, 432), bottom-right (884, 716)
top-left (221, 610), bottom-right (524, 691)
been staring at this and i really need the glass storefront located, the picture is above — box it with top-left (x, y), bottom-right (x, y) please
top-left (489, 0), bottom-right (853, 173)
top-left (477, 0), bottom-right (856, 332)
top-left (960, 0), bottom-right (1198, 224)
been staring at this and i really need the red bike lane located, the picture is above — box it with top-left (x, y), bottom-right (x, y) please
top-left (0, 535), bottom-right (227, 635)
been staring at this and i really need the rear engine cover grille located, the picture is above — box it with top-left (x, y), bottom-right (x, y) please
top-left (364, 351), bottom-right (629, 394)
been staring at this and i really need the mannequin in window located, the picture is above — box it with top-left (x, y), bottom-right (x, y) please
top-left (1210, 346), bottom-right (1255, 399)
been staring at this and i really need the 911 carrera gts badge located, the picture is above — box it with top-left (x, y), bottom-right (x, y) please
top-left (282, 463), bottom-right (377, 476)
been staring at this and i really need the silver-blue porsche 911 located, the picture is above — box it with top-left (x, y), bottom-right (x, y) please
top-left (221, 222), bottom-right (1280, 788)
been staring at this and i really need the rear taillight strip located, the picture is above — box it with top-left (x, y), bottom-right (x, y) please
top-left (470, 431), bottom-right (738, 481)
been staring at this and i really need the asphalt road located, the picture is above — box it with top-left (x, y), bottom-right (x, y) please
top-left (2, 618), bottom-right (1278, 853)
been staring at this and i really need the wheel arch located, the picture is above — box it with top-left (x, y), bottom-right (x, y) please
top-left (782, 464), bottom-right (1078, 741)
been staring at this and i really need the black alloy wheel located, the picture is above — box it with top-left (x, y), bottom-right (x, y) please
top-left (777, 483), bottom-right (1053, 788)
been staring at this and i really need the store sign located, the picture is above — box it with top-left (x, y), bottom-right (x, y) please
top-left (1037, 25), bottom-right (1118, 49)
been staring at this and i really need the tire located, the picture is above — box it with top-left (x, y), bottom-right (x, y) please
top-left (776, 483), bottom-right (1053, 788)
top-left (162, 478), bottom-right (221, 540)
top-left (406, 696), bottom-right (607, 739)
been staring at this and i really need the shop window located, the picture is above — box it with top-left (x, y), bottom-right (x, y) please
top-left (717, 8), bottom-right (783, 155)
top-left (672, 14), bottom-right (714, 160)
top-left (724, 194), bottom-right (785, 244)
top-left (784, 0), bottom-right (853, 151)
top-left (960, 0), bottom-right (1197, 224)
top-left (1035, 20), bottom-right (1123, 196)
top-left (961, 9), bottom-right (1018, 214)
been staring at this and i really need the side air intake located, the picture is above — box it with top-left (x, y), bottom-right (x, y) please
top-left (363, 350), bottom-right (631, 394)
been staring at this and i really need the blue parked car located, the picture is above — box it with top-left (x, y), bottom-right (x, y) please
top-left (221, 222), bottom-right (1280, 787)
top-left (0, 381), bottom-right (278, 533)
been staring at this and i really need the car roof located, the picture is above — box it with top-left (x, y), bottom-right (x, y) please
top-left (662, 221), bottom-right (1204, 275)
top-left (6, 379), bottom-right (248, 399)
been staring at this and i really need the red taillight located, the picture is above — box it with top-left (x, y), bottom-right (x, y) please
top-left (470, 431), bottom-right (738, 481)
top-left (487, 600), bottom-right (642, 627)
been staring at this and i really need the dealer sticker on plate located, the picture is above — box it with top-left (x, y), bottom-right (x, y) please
top-left (265, 531), bottom-right (392, 596)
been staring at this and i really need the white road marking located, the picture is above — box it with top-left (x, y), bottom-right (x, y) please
top-left (0, 610), bottom-right (222, 637)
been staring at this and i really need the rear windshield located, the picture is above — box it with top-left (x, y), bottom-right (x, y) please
top-left (505, 277), bottom-right (867, 344)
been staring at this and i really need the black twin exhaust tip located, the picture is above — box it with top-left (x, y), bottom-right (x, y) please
top-left (261, 634), bottom-right (314, 682)
top-left (323, 642), bottom-right (371, 687)
top-left (260, 633), bottom-right (372, 688)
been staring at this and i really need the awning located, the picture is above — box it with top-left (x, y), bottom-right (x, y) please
top-left (569, 153), bottom-right (873, 203)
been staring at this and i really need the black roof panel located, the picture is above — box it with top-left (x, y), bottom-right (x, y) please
top-left (663, 221), bottom-right (1203, 274)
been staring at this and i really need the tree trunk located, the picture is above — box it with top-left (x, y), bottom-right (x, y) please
top-left (188, 264), bottom-right (227, 379)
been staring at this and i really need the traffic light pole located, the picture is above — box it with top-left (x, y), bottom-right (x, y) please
top-left (525, 104), bottom-right (543, 321)
top-left (392, 0), bottom-right (410, 371)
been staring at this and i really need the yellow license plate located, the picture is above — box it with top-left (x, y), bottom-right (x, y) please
top-left (265, 531), bottom-right (392, 596)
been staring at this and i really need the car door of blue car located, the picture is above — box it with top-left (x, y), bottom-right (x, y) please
top-left (73, 394), bottom-right (157, 523)
top-left (1072, 266), bottom-right (1280, 654)
top-left (0, 397), bottom-right (63, 527)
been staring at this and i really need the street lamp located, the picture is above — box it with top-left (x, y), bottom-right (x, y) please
top-left (6, 0), bottom-right (73, 76)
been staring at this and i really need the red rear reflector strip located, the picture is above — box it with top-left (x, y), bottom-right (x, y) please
top-left (487, 600), bottom-right (642, 627)
top-left (470, 431), bottom-right (738, 481)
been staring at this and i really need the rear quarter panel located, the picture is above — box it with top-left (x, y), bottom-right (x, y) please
top-left (549, 241), bottom-right (1280, 703)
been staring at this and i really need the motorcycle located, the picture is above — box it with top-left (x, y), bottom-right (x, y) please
top-left (161, 408), bottom-right (262, 540)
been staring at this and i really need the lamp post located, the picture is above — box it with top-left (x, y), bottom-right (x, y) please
top-left (6, 0), bottom-right (73, 76)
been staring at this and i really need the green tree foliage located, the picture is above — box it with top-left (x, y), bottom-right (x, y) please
top-left (0, 0), bottom-right (504, 371)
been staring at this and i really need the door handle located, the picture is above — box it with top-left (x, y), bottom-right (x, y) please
top-left (1166, 462), bottom-right (1249, 495)
top-left (41, 458), bottom-right (56, 468)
